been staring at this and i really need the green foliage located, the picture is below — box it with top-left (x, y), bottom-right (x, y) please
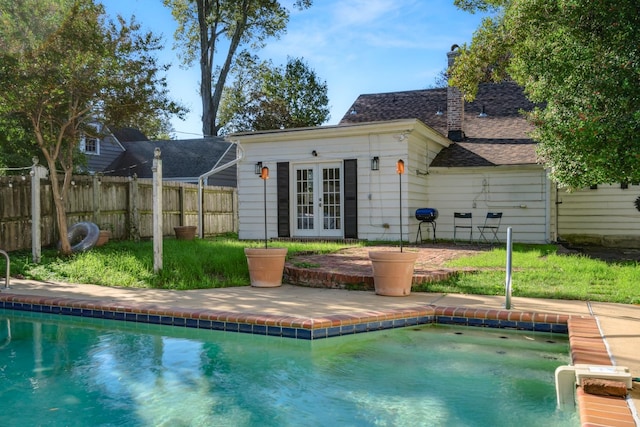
top-left (219, 54), bottom-right (330, 134)
top-left (0, 113), bottom-right (40, 170)
top-left (450, 0), bottom-right (640, 189)
top-left (8, 237), bottom-right (358, 290)
top-left (163, 0), bottom-right (313, 136)
top-left (0, 0), bottom-right (185, 253)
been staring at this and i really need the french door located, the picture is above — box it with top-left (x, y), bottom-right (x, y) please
top-left (294, 162), bottom-right (342, 237)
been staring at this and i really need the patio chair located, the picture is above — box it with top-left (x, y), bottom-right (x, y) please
top-left (453, 212), bottom-right (473, 244)
top-left (477, 212), bottom-right (502, 244)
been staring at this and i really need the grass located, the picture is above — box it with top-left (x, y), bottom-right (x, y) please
top-left (415, 243), bottom-right (640, 304)
top-left (4, 239), bottom-right (639, 304)
top-left (5, 236), bottom-right (357, 290)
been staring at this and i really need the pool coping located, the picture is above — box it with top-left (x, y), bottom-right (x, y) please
top-left (0, 292), bottom-right (635, 426)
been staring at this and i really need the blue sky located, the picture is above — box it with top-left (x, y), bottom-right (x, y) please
top-left (102, 0), bottom-right (490, 138)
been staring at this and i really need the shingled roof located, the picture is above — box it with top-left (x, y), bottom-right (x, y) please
top-left (104, 137), bottom-right (237, 187)
top-left (109, 127), bottom-right (149, 142)
top-left (340, 81), bottom-right (539, 167)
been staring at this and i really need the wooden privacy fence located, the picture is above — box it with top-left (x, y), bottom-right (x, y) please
top-left (0, 174), bottom-right (238, 252)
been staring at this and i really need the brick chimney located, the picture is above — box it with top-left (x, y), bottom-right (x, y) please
top-left (447, 45), bottom-right (465, 142)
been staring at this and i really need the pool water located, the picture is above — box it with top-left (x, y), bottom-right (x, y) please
top-left (0, 310), bottom-right (578, 427)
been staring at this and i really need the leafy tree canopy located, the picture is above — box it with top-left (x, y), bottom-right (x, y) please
top-left (219, 53), bottom-right (330, 134)
top-left (451, 0), bottom-right (640, 189)
top-left (0, 0), bottom-right (185, 254)
top-left (163, 0), bottom-right (312, 136)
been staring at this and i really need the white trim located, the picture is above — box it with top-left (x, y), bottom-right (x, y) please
top-left (197, 140), bottom-right (244, 238)
top-left (231, 119), bottom-right (451, 149)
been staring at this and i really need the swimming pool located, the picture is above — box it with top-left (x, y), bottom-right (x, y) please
top-left (0, 309), bottom-right (578, 426)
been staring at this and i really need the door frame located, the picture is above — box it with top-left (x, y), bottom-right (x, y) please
top-left (291, 161), bottom-right (343, 238)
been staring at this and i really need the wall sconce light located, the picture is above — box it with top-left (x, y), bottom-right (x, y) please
top-left (435, 107), bottom-right (443, 116)
top-left (312, 150), bottom-right (318, 157)
top-left (396, 159), bottom-right (405, 175)
top-left (478, 105), bottom-right (488, 118)
top-left (371, 156), bottom-right (379, 171)
top-left (255, 162), bottom-right (263, 175)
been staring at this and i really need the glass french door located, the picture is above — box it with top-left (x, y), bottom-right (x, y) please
top-left (294, 163), bottom-right (342, 237)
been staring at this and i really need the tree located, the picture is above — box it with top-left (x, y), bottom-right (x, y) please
top-left (218, 54), bottom-right (330, 134)
top-left (0, 0), bottom-right (185, 254)
top-left (0, 114), bottom-right (40, 170)
top-left (450, 0), bottom-right (640, 189)
top-left (163, 0), bottom-right (312, 136)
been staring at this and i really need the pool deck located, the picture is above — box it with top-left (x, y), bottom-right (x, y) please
top-left (1, 277), bottom-right (639, 426)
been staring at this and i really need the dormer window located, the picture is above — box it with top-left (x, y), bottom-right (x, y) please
top-left (80, 135), bottom-right (100, 155)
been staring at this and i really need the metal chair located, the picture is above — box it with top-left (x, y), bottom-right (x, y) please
top-left (478, 212), bottom-right (503, 244)
top-left (453, 212), bottom-right (473, 244)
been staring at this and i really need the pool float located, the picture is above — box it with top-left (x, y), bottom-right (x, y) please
top-left (60, 221), bottom-right (100, 252)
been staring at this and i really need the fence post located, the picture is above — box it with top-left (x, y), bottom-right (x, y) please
top-left (128, 174), bottom-right (140, 242)
top-left (31, 157), bottom-right (48, 263)
top-left (179, 186), bottom-right (186, 226)
top-left (152, 148), bottom-right (162, 272)
top-left (92, 173), bottom-right (101, 225)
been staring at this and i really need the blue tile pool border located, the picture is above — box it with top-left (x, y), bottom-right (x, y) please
top-left (0, 293), bottom-right (571, 339)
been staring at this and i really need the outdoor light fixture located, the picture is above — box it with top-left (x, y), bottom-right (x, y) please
top-left (371, 156), bottom-right (380, 171)
top-left (312, 150), bottom-right (318, 157)
top-left (396, 159), bottom-right (405, 175)
top-left (255, 162), bottom-right (263, 175)
top-left (478, 105), bottom-right (488, 118)
top-left (435, 108), bottom-right (443, 116)
top-left (260, 166), bottom-right (269, 180)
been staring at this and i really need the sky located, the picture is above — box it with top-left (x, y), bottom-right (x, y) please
top-left (101, 0), bottom-right (491, 139)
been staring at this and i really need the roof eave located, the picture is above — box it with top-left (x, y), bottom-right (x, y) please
top-left (230, 119), bottom-right (450, 147)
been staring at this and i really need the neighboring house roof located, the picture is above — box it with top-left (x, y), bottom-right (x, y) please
top-left (104, 137), bottom-right (237, 186)
top-left (340, 81), bottom-right (539, 167)
top-left (110, 127), bottom-right (149, 143)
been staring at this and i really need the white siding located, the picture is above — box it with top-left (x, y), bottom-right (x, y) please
top-left (235, 120), bottom-right (449, 242)
top-left (425, 167), bottom-right (550, 243)
top-left (557, 183), bottom-right (640, 247)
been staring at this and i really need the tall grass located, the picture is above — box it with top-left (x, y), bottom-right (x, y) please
top-left (6, 237), bottom-right (358, 290)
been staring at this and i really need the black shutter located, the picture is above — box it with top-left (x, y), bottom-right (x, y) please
top-left (344, 159), bottom-right (358, 238)
top-left (277, 162), bottom-right (290, 237)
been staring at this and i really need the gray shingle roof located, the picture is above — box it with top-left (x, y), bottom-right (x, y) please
top-left (109, 127), bottom-right (149, 142)
top-left (104, 137), bottom-right (237, 186)
top-left (340, 81), bottom-right (539, 167)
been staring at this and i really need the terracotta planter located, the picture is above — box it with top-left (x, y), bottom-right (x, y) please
top-left (174, 226), bottom-right (197, 240)
top-left (95, 230), bottom-right (111, 247)
top-left (369, 251), bottom-right (419, 296)
top-left (244, 248), bottom-right (288, 287)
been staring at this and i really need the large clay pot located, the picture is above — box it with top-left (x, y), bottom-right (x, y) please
top-left (244, 248), bottom-right (288, 287)
top-left (369, 251), bottom-right (419, 296)
top-left (174, 226), bottom-right (197, 240)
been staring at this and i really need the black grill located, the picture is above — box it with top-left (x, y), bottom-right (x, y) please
top-left (415, 208), bottom-right (438, 222)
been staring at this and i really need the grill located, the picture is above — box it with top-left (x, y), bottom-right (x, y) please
top-left (415, 208), bottom-right (438, 244)
top-left (415, 208), bottom-right (438, 222)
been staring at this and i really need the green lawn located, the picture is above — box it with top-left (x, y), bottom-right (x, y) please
top-left (4, 238), bottom-right (639, 304)
top-left (414, 243), bottom-right (640, 304)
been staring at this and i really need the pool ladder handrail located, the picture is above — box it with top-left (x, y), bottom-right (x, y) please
top-left (0, 249), bottom-right (9, 291)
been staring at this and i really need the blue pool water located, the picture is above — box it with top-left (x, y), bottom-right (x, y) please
top-left (0, 309), bottom-right (578, 426)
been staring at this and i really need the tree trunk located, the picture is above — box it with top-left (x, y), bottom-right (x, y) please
top-left (48, 168), bottom-right (72, 255)
top-left (198, 0), bottom-right (215, 137)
